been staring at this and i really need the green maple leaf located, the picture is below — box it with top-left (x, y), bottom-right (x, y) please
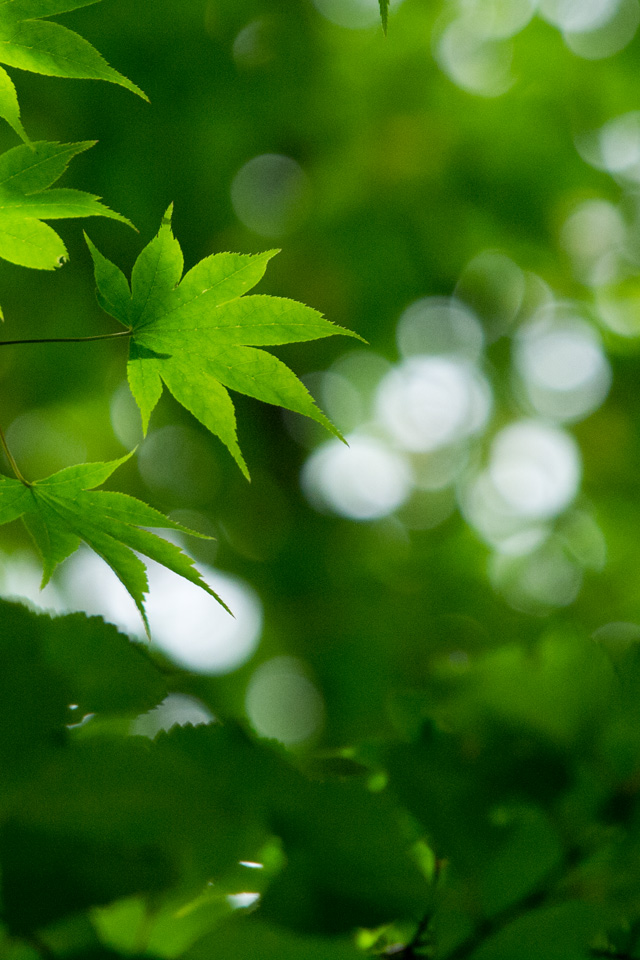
top-left (0, 140), bottom-right (133, 269)
top-left (0, 453), bottom-right (228, 632)
top-left (0, 0), bottom-right (147, 142)
top-left (86, 206), bottom-right (361, 479)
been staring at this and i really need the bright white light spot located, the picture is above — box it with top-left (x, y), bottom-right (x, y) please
top-left (0, 550), bottom-right (66, 613)
top-left (563, 0), bottom-right (639, 59)
top-left (458, 0), bottom-right (537, 38)
top-left (539, 0), bottom-right (618, 31)
top-left (561, 200), bottom-right (626, 287)
top-left (489, 421), bottom-right (581, 520)
top-left (397, 297), bottom-right (484, 362)
top-left (514, 311), bottom-right (611, 421)
top-left (301, 434), bottom-right (412, 520)
top-left (227, 892), bottom-right (260, 909)
top-left (376, 356), bottom-right (492, 452)
top-left (132, 693), bottom-right (215, 738)
top-left (435, 19), bottom-right (514, 97)
top-left (600, 111), bottom-right (640, 173)
top-left (240, 861), bottom-right (264, 869)
top-left (60, 551), bottom-right (262, 675)
top-left (231, 154), bottom-right (310, 237)
top-left (313, 0), bottom-right (402, 29)
top-left (245, 657), bottom-right (325, 745)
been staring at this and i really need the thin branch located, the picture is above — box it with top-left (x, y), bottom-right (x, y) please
top-left (0, 329), bottom-right (132, 347)
top-left (0, 421), bottom-right (29, 485)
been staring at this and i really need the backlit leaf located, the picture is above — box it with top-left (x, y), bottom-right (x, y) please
top-left (0, 0), bottom-right (146, 140)
top-left (0, 453), bottom-right (228, 631)
top-left (87, 208), bottom-right (362, 478)
top-left (0, 141), bottom-right (133, 269)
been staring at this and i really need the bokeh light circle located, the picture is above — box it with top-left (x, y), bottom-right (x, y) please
top-left (231, 154), bottom-right (310, 237)
top-left (301, 433), bottom-right (412, 520)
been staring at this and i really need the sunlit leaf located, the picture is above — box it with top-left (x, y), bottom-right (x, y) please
top-left (87, 207), bottom-right (361, 478)
top-left (0, 141), bottom-right (133, 269)
top-left (0, 453), bottom-right (227, 631)
top-left (0, 0), bottom-right (146, 141)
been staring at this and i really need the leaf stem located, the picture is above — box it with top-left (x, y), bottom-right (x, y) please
top-left (0, 421), bottom-right (29, 485)
top-left (0, 329), bottom-right (132, 347)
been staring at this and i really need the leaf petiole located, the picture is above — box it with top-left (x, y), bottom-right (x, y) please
top-left (0, 330), bottom-right (132, 347)
top-left (0, 422), bottom-right (29, 485)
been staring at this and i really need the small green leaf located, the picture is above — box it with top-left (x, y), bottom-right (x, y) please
top-left (87, 209), bottom-right (362, 477)
top-left (0, 455), bottom-right (227, 632)
top-left (379, 0), bottom-right (389, 33)
top-left (0, 141), bottom-right (134, 270)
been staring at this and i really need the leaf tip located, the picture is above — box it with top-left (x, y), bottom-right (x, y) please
top-left (162, 202), bottom-right (175, 227)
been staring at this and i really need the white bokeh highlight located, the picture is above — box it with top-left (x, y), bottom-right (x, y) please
top-left (245, 656), bottom-right (325, 746)
top-left (488, 420), bottom-right (581, 520)
top-left (132, 693), bottom-right (215, 738)
top-left (59, 550), bottom-right (262, 675)
top-left (301, 433), bottom-right (413, 520)
top-left (539, 0), bottom-right (619, 32)
top-left (375, 356), bottom-right (492, 452)
top-left (514, 311), bottom-right (611, 421)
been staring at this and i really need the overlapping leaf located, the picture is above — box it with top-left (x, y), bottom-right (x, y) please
top-left (0, 0), bottom-right (147, 141)
top-left (0, 453), bottom-right (228, 631)
top-left (0, 140), bottom-right (133, 269)
top-left (87, 207), bottom-right (361, 478)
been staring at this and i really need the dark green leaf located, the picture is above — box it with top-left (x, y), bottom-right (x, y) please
top-left (379, 0), bottom-right (388, 33)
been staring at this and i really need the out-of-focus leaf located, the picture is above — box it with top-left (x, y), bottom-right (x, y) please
top-left (379, 0), bottom-right (389, 33)
top-left (41, 611), bottom-right (167, 716)
top-left (468, 900), bottom-right (609, 960)
top-left (183, 914), bottom-right (362, 960)
top-left (0, 599), bottom-right (69, 779)
top-left (0, 821), bottom-right (175, 935)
